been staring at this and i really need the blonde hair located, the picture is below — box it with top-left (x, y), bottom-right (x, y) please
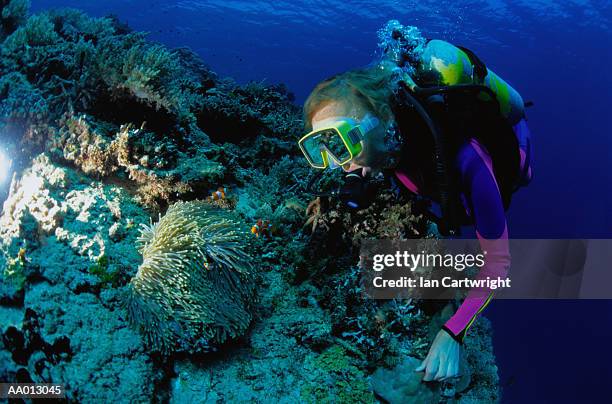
top-left (303, 61), bottom-right (398, 131)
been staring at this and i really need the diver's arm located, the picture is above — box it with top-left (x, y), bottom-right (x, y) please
top-left (416, 40), bottom-right (526, 124)
top-left (443, 139), bottom-right (511, 342)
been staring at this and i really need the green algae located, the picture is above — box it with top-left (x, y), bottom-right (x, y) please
top-left (87, 254), bottom-right (120, 287)
top-left (300, 345), bottom-right (375, 404)
top-left (2, 249), bottom-right (26, 290)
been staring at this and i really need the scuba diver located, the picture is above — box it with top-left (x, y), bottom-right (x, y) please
top-left (297, 21), bottom-right (532, 382)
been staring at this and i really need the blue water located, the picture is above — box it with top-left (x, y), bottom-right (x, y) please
top-left (30, 1), bottom-right (612, 401)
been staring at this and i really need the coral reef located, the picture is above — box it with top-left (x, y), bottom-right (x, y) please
top-left (235, 155), bottom-right (309, 234)
top-left (0, 155), bottom-right (159, 401)
top-left (370, 356), bottom-right (440, 404)
top-left (1, 248), bottom-right (26, 291)
top-left (0, 2), bottom-right (501, 402)
top-left (125, 200), bottom-right (256, 354)
top-left (300, 345), bottom-right (374, 403)
top-left (1, 3), bottom-right (299, 212)
top-left (0, 0), bottom-right (29, 40)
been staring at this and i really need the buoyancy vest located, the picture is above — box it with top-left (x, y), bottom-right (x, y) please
top-left (390, 43), bottom-right (526, 235)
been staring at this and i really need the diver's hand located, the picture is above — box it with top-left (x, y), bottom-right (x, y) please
top-left (415, 329), bottom-right (461, 381)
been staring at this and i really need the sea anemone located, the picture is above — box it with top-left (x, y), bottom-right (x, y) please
top-left (125, 200), bottom-right (256, 354)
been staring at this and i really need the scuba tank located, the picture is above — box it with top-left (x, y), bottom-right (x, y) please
top-left (378, 22), bottom-right (527, 235)
top-left (391, 80), bottom-right (523, 236)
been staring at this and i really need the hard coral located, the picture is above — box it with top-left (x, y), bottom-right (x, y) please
top-left (48, 115), bottom-right (216, 210)
top-left (1, 5), bottom-right (304, 216)
top-left (1, 6), bottom-right (201, 129)
top-left (96, 36), bottom-right (186, 114)
top-left (0, 0), bottom-right (29, 39)
top-left (235, 156), bottom-right (308, 233)
top-left (125, 200), bottom-right (256, 354)
top-left (0, 72), bottom-right (48, 124)
top-left (2, 12), bottom-right (58, 50)
top-left (370, 356), bottom-right (440, 404)
top-left (196, 81), bottom-right (302, 144)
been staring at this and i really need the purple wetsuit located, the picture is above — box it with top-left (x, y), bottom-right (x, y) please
top-left (395, 118), bottom-right (532, 342)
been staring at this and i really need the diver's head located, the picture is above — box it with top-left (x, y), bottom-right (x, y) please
top-left (301, 64), bottom-right (402, 171)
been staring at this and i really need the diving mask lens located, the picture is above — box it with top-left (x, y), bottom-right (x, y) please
top-left (301, 132), bottom-right (327, 167)
top-left (322, 130), bottom-right (352, 163)
top-left (300, 129), bottom-right (353, 168)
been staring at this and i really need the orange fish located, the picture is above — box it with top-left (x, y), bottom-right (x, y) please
top-left (209, 187), bottom-right (226, 201)
top-left (251, 219), bottom-right (273, 238)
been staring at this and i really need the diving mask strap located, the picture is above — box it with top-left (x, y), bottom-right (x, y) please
top-left (329, 114), bottom-right (379, 168)
top-left (359, 114), bottom-right (380, 137)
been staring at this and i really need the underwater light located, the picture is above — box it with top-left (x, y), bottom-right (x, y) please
top-left (0, 148), bottom-right (12, 184)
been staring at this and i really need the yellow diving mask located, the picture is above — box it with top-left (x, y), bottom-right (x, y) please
top-left (298, 114), bottom-right (380, 169)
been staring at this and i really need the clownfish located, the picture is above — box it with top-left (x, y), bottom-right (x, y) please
top-left (251, 219), bottom-right (273, 238)
top-left (209, 187), bottom-right (226, 201)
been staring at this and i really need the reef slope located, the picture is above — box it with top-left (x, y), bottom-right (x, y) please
top-left (1, 2), bottom-right (499, 402)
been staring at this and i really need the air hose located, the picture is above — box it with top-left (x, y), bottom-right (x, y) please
top-left (305, 169), bottom-right (379, 210)
top-left (396, 81), bottom-right (460, 236)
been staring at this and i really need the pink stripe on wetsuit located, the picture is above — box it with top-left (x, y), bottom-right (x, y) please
top-left (395, 118), bottom-right (532, 342)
